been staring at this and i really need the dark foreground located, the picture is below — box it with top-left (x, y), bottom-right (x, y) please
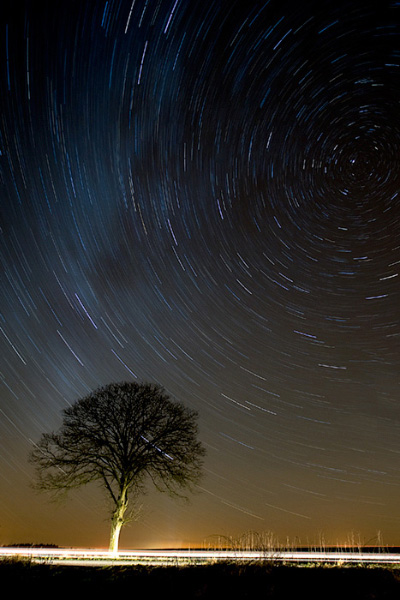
top-left (2, 560), bottom-right (400, 599)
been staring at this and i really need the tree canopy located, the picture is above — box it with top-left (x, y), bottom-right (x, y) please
top-left (30, 381), bottom-right (206, 552)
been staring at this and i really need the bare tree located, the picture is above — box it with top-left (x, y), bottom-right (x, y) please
top-left (29, 381), bottom-right (206, 552)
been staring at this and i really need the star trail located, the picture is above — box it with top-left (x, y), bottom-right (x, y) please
top-left (1, 0), bottom-right (399, 549)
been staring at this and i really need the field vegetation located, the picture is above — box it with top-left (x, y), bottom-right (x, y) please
top-left (1, 557), bottom-right (399, 598)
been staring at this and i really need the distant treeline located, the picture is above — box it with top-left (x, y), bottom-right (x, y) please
top-left (3, 543), bottom-right (59, 548)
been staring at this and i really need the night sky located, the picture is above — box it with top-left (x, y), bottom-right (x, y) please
top-left (1, 0), bottom-right (400, 550)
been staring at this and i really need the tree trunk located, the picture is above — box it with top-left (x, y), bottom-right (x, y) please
top-left (109, 490), bottom-right (128, 553)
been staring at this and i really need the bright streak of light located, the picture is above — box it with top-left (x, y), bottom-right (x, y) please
top-left (0, 548), bottom-right (399, 566)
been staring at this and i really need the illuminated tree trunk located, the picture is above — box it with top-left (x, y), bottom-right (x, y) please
top-left (109, 489), bottom-right (128, 553)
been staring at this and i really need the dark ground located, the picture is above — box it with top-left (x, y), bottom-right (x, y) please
top-left (2, 560), bottom-right (400, 599)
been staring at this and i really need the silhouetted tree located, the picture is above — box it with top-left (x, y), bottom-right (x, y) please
top-left (29, 381), bottom-right (205, 552)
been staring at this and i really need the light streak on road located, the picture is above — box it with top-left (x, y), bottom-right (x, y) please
top-left (0, 548), bottom-right (399, 566)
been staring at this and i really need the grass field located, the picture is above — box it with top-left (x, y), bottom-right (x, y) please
top-left (2, 558), bottom-right (400, 599)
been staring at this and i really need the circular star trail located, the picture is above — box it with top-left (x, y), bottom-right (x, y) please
top-left (1, 0), bottom-right (399, 548)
